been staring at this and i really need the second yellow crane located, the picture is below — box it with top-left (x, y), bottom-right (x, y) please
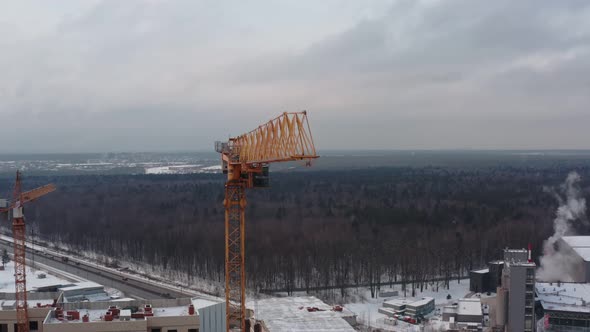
top-left (0, 171), bottom-right (56, 332)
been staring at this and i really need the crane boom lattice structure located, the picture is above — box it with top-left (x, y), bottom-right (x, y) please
top-left (216, 111), bottom-right (318, 331)
top-left (1, 171), bottom-right (56, 332)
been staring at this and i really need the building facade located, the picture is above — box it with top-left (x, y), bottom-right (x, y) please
top-left (0, 297), bottom-right (223, 332)
top-left (493, 248), bottom-right (536, 332)
top-left (469, 268), bottom-right (490, 293)
top-left (382, 297), bottom-right (435, 319)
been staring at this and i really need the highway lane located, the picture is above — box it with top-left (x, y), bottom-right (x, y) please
top-left (0, 240), bottom-right (192, 300)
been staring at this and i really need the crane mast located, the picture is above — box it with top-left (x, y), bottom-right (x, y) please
top-left (1, 171), bottom-right (56, 332)
top-left (216, 111), bottom-right (318, 331)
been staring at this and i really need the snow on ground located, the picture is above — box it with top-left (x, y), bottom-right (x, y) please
top-left (346, 280), bottom-right (471, 331)
top-left (200, 165), bottom-right (222, 171)
top-left (145, 164), bottom-right (203, 174)
top-left (1, 233), bottom-right (223, 302)
top-left (144, 164), bottom-right (222, 174)
top-left (0, 261), bottom-right (72, 293)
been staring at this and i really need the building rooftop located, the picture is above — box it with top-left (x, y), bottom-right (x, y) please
top-left (1, 299), bottom-right (56, 310)
top-left (384, 298), bottom-right (413, 307)
top-left (191, 298), bottom-right (219, 310)
top-left (58, 281), bottom-right (103, 292)
top-left (0, 261), bottom-right (72, 293)
top-left (407, 297), bottom-right (434, 307)
top-left (562, 236), bottom-right (590, 248)
top-left (536, 282), bottom-right (590, 313)
top-left (456, 298), bottom-right (482, 316)
top-left (248, 296), bottom-right (356, 332)
top-left (385, 296), bottom-right (435, 309)
top-left (562, 236), bottom-right (590, 262)
top-left (45, 297), bottom-right (220, 324)
top-left (472, 268), bottom-right (489, 274)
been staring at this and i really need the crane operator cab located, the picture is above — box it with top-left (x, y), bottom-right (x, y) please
top-left (251, 165), bottom-right (270, 188)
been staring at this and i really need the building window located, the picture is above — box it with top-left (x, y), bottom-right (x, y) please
top-left (167, 330), bottom-right (178, 332)
top-left (0, 324), bottom-right (7, 332)
top-left (188, 329), bottom-right (198, 332)
top-left (151, 329), bottom-right (161, 332)
top-left (29, 321), bottom-right (39, 331)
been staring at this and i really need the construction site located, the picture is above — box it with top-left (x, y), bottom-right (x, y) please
top-left (1, 113), bottom-right (587, 332)
top-left (1, 1), bottom-right (590, 331)
top-left (0, 112), bottom-right (364, 332)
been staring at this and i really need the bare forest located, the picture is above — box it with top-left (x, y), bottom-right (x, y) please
top-left (2, 166), bottom-right (588, 298)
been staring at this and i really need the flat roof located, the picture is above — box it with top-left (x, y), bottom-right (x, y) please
top-left (248, 296), bottom-right (356, 332)
top-left (1, 299), bottom-right (55, 310)
top-left (46, 305), bottom-right (199, 324)
top-left (407, 297), bottom-right (434, 307)
top-left (0, 261), bottom-right (72, 293)
top-left (562, 236), bottom-right (590, 248)
top-left (457, 298), bottom-right (482, 316)
top-left (472, 268), bottom-right (489, 274)
top-left (562, 236), bottom-right (590, 261)
top-left (384, 298), bottom-right (413, 307)
top-left (506, 261), bottom-right (536, 267)
top-left (65, 293), bottom-right (111, 302)
top-left (192, 298), bottom-right (220, 310)
top-left (59, 281), bottom-right (103, 292)
top-left (504, 249), bottom-right (528, 253)
top-left (537, 282), bottom-right (590, 313)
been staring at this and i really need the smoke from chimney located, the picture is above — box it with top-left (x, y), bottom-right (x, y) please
top-left (537, 172), bottom-right (587, 282)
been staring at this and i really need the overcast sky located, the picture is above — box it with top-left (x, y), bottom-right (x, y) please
top-left (1, 0), bottom-right (589, 153)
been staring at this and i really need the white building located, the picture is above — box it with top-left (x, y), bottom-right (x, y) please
top-left (443, 298), bottom-right (483, 331)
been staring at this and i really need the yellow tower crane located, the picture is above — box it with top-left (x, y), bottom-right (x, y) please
top-left (215, 111), bottom-right (318, 331)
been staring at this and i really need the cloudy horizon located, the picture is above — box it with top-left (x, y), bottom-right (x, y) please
top-left (1, 0), bottom-right (589, 153)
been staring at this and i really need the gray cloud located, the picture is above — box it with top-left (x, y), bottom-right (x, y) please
top-left (0, 0), bottom-right (589, 152)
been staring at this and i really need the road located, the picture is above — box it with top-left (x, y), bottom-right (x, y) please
top-left (0, 239), bottom-right (193, 300)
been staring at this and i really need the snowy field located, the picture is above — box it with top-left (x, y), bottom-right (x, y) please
top-left (144, 164), bottom-right (221, 174)
top-left (346, 280), bottom-right (472, 331)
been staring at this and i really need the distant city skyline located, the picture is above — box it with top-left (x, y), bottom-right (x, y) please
top-left (1, 0), bottom-right (589, 153)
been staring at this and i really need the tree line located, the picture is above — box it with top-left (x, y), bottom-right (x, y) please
top-left (1, 166), bottom-right (587, 299)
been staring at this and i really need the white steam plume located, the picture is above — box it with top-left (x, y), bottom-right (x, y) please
top-left (537, 172), bottom-right (587, 282)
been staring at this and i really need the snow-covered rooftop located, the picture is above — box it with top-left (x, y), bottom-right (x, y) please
top-left (472, 268), bottom-right (489, 274)
top-left (65, 293), bottom-right (112, 303)
top-left (384, 298), bottom-right (413, 308)
top-left (0, 261), bottom-right (72, 293)
top-left (537, 282), bottom-right (590, 313)
top-left (562, 236), bottom-right (590, 248)
top-left (58, 281), bottom-right (103, 292)
top-left (561, 236), bottom-right (590, 261)
top-left (45, 303), bottom-right (204, 324)
top-left (1, 299), bottom-right (55, 310)
top-left (456, 298), bottom-right (482, 316)
top-left (192, 298), bottom-right (220, 310)
top-left (385, 296), bottom-right (434, 308)
top-left (407, 297), bottom-right (434, 307)
top-left (248, 296), bottom-right (356, 332)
